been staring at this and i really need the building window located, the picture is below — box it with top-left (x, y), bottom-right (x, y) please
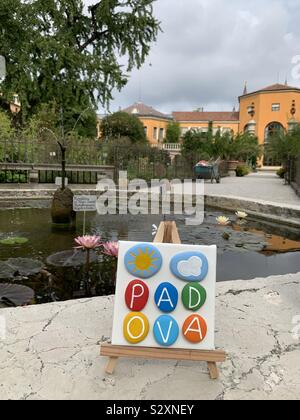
top-left (272, 103), bottom-right (280, 112)
top-left (153, 127), bottom-right (158, 140)
top-left (144, 126), bottom-right (148, 136)
top-left (181, 128), bottom-right (189, 136)
top-left (159, 128), bottom-right (164, 142)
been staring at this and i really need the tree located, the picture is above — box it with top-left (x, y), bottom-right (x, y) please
top-left (268, 124), bottom-right (300, 164)
top-left (0, 110), bottom-right (15, 162)
top-left (101, 111), bottom-right (147, 143)
top-left (0, 0), bottom-right (160, 127)
top-left (181, 128), bottom-right (262, 164)
top-left (230, 133), bottom-right (262, 163)
top-left (165, 121), bottom-right (180, 143)
top-left (181, 129), bottom-right (213, 159)
top-left (24, 101), bottom-right (97, 139)
top-left (0, 110), bottom-right (13, 139)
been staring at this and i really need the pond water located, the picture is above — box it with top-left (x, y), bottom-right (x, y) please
top-left (1, 206), bottom-right (300, 283)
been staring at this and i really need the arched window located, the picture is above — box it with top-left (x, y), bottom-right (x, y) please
top-left (263, 122), bottom-right (284, 166)
top-left (264, 122), bottom-right (284, 144)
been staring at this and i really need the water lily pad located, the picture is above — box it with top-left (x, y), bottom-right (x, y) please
top-left (0, 258), bottom-right (44, 280)
top-left (46, 250), bottom-right (98, 268)
top-left (0, 283), bottom-right (34, 307)
top-left (0, 237), bottom-right (29, 246)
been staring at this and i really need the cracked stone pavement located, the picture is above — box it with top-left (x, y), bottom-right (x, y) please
top-left (0, 273), bottom-right (299, 400)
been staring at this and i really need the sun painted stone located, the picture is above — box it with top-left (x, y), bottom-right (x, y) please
top-left (153, 315), bottom-right (179, 347)
top-left (182, 314), bottom-right (207, 343)
top-left (154, 282), bottom-right (178, 313)
top-left (170, 252), bottom-right (209, 282)
top-left (125, 280), bottom-right (149, 311)
top-left (124, 243), bottom-right (162, 279)
top-left (123, 312), bottom-right (149, 344)
top-left (182, 283), bottom-right (207, 311)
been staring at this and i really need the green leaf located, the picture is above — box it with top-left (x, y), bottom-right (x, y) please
top-left (0, 237), bottom-right (29, 246)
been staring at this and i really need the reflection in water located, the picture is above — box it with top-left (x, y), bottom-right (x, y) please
top-left (1, 207), bottom-right (300, 282)
top-left (232, 223), bottom-right (300, 254)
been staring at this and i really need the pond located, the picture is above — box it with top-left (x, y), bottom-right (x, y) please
top-left (1, 206), bottom-right (300, 305)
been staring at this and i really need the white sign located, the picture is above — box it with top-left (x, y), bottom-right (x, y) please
top-left (112, 241), bottom-right (217, 351)
top-left (73, 195), bottom-right (97, 212)
top-left (55, 177), bottom-right (69, 187)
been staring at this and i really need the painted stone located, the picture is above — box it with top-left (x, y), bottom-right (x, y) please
top-left (125, 280), bottom-right (149, 311)
top-left (153, 315), bottom-right (179, 347)
top-left (124, 243), bottom-right (162, 279)
top-left (182, 283), bottom-right (207, 311)
top-left (182, 314), bottom-right (207, 343)
top-left (123, 312), bottom-right (149, 344)
top-left (154, 282), bottom-right (178, 313)
top-left (170, 252), bottom-right (209, 282)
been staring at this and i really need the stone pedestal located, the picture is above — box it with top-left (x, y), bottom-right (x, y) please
top-left (51, 188), bottom-right (76, 225)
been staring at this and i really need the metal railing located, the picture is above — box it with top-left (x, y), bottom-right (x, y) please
top-left (0, 136), bottom-right (116, 184)
top-left (0, 136), bottom-right (104, 165)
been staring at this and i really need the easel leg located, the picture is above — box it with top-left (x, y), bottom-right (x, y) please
top-left (105, 357), bottom-right (118, 374)
top-left (207, 362), bottom-right (219, 380)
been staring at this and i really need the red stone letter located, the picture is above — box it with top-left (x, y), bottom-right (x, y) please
top-left (125, 280), bottom-right (149, 311)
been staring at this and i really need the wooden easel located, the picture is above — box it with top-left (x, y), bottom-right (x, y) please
top-left (100, 221), bottom-right (226, 380)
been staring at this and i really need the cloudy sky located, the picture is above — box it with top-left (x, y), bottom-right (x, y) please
top-left (91, 0), bottom-right (300, 114)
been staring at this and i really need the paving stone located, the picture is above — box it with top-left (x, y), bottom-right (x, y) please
top-left (0, 274), bottom-right (299, 400)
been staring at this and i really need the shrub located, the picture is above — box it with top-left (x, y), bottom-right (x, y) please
top-left (276, 167), bottom-right (286, 179)
top-left (165, 121), bottom-right (180, 143)
top-left (101, 112), bottom-right (147, 144)
top-left (0, 171), bottom-right (27, 183)
top-left (235, 165), bottom-right (250, 177)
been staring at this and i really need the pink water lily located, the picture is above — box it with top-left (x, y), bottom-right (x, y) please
top-left (74, 235), bottom-right (102, 250)
top-left (102, 241), bottom-right (119, 257)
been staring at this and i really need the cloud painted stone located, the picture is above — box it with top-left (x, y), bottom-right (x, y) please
top-left (123, 312), bottom-right (149, 344)
top-left (182, 314), bottom-right (207, 343)
top-left (182, 283), bottom-right (207, 311)
top-left (124, 244), bottom-right (162, 279)
top-left (125, 280), bottom-right (149, 311)
top-left (154, 282), bottom-right (178, 313)
top-left (170, 252), bottom-right (209, 282)
top-left (153, 315), bottom-right (179, 347)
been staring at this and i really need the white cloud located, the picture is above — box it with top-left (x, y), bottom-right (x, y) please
top-left (84, 0), bottom-right (300, 113)
top-left (177, 256), bottom-right (202, 278)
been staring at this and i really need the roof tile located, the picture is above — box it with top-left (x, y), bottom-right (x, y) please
top-left (172, 111), bottom-right (239, 122)
top-left (123, 103), bottom-right (171, 119)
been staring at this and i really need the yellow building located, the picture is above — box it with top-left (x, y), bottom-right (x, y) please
top-left (172, 110), bottom-right (240, 137)
top-left (116, 82), bottom-right (300, 166)
top-left (239, 83), bottom-right (300, 164)
top-left (122, 102), bottom-right (172, 145)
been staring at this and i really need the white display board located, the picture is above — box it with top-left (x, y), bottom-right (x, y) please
top-left (112, 241), bottom-right (217, 351)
